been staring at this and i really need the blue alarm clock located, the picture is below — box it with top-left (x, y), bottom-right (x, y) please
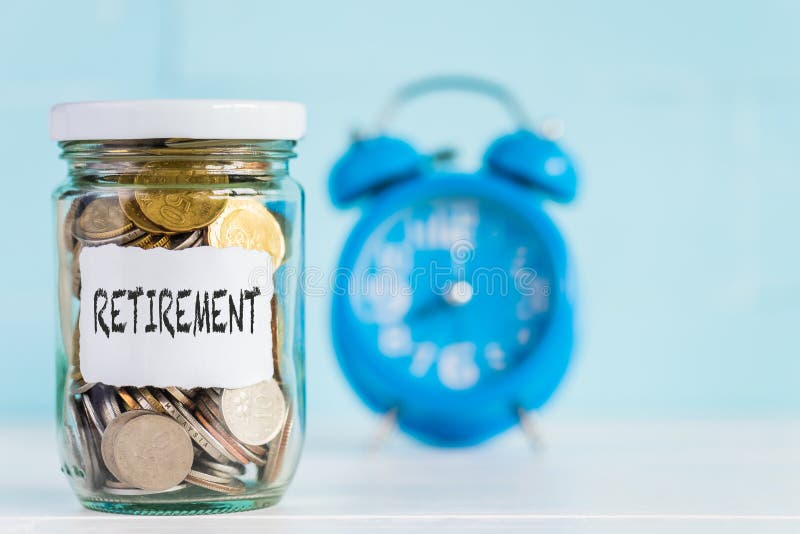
top-left (329, 77), bottom-right (578, 446)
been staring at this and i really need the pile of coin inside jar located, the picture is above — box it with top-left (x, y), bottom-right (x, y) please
top-left (59, 161), bottom-right (293, 496)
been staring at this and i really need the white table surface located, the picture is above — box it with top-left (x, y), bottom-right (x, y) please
top-left (0, 420), bottom-right (798, 533)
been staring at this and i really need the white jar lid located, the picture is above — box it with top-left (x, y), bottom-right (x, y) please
top-left (50, 99), bottom-right (306, 141)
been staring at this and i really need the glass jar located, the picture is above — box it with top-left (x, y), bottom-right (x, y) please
top-left (50, 100), bottom-right (306, 515)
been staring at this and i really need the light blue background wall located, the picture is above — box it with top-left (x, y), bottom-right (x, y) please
top-left (1, 0), bottom-right (798, 432)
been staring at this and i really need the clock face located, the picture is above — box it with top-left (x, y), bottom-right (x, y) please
top-left (347, 196), bottom-right (555, 392)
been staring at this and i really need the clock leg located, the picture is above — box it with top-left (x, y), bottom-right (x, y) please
top-left (516, 406), bottom-right (545, 451)
top-left (369, 406), bottom-right (399, 451)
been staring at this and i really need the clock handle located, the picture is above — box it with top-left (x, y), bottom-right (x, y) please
top-left (374, 75), bottom-right (532, 134)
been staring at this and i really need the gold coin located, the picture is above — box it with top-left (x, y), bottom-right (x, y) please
top-left (128, 234), bottom-right (170, 249)
top-left (63, 199), bottom-right (81, 250)
top-left (77, 197), bottom-right (132, 239)
top-left (134, 162), bottom-right (229, 232)
top-left (137, 388), bottom-right (167, 415)
top-left (117, 388), bottom-right (142, 411)
top-left (271, 296), bottom-right (282, 383)
top-left (207, 198), bottom-right (286, 267)
top-left (118, 176), bottom-right (176, 235)
top-left (165, 387), bottom-right (195, 409)
top-left (71, 242), bottom-right (82, 298)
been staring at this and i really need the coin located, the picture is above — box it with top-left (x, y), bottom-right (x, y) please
top-left (130, 388), bottom-right (158, 412)
top-left (166, 387), bottom-right (195, 409)
top-left (221, 379), bottom-right (286, 446)
top-left (76, 196), bottom-right (133, 239)
top-left (128, 233), bottom-right (170, 249)
top-left (82, 392), bottom-right (105, 434)
top-left (117, 388), bottom-right (142, 411)
top-left (272, 296), bottom-right (282, 383)
top-left (185, 473), bottom-right (246, 495)
top-left (207, 198), bottom-right (286, 267)
top-left (73, 397), bottom-right (102, 489)
top-left (118, 176), bottom-right (176, 234)
top-left (111, 413), bottom-right (194, 491)
top-left (104, 484), bottom-right (186, 496)
top-left (243, 442), bottom-right (268, 458)
top-left (197, 457), bottom-right (246, 478)
top-left (101, 410), bottom-right (148, 482)
top-left (197, 395), bottom-right (266, 466)
top-left (71, 242), bottom-right (82, 298)
top-left (167, 231), bottom-right (202, 250)
top-left (262, 404), bottom-right (293, 484)
top-left (134, 162), bottom-right (229, 232)
top-left (58, 256), bottom-right (75, 361)
top-left (62, 401), bottom-right (83, 477)
top-left (237, 442), bottom-right (267, 466)
top-left (90, 384), bottom-right (121, 428)
top-left (69, 379), bottom-right (96, 395)
top-left (194, 407), bottom-right (250, 465)
top-left (151, 389), bottom-right (234, 464)
top-left (188, 468), bottom-right (233, 485)
top-left (79, 227), bottom-right (146, 246)
top-left (105, 478), bottom-right (134, 489)
top-left (137, 387), bottom-right (166, 414)
top-left (62, 199), bottom-right (81, 251)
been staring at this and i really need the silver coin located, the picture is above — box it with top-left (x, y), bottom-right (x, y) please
top-left (131, 388), bottom-right (157, 412)
top-left (103, 483), bottom-right (187, 496)
top-left (221, 379), bottom-right (286, 446)
top-left (151, 390), bottom-right (235, 464)
top-left (69, 380), bottom-right (96, 395)
top-left (78, 227), bottom-right (145, 246)
top-left (105, 387), bottom-right (122, 417)
top-left (92, 385), bottom-right (120, 428)
top-left (87, 428), bottom-right (105, 484)
top-left (62, 398), bottom-right (87, 483)
top-left (73, 397), bottom-right (102, 490)
top-left (101, 410), bottom-right (148, 483)
top-left (205, 388), bottom-right (222, 405)
top-left (169, 231), bottom-right (202, 250)
top-left (111, 413), bottom-right (194, 491)
top-left (81, 393), bottom-right (105, 434)
top-left (196, 457), bottom-right (245, 478)
top-left (105, 478), bottom-right (133, 489)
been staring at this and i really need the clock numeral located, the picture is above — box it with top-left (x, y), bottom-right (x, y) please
top-left (379, 325), bottom-right (413, 357)
top-left (409, 342), bottom-right (437, 377)
top-left (404, 202), bottom-right (479, 250)
top-left (516, 278), bottom-right (551, 320)
top-left (484, 342), bottom-right (506, 371)
top-left (437, 342), bottom-right (479, 390)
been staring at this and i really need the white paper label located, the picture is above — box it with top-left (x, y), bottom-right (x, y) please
top-left (78, 245), bottom-right (273, 389)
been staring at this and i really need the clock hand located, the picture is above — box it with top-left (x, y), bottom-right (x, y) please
top-left (406, 280), bottom-right (474, 323)
top-left (406, 295), bottom-right (444, 322)
top-left (443, 280), bottom-right (473, 307)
